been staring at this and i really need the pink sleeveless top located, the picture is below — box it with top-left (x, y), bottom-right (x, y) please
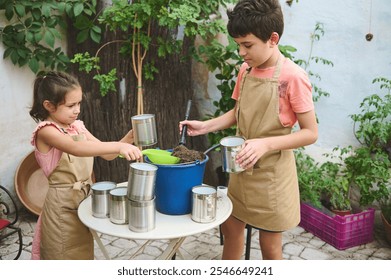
top-left (30, 120), bottom-right (88, 177)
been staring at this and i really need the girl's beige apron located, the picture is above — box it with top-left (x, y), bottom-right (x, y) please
top-left (228, 56), bottom-right (300, 231)
top-left (40, 134), bottom-right (94, 260)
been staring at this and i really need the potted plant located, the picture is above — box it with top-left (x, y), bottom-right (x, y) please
top-left (296, 148), bottom-right (376, 250)
top-left (350, 77), bottom-right (391, 159)
top-left (295, 148), bottom-right (324, 209)
top-left (349, 76), bottom-right (391, 241)
top-left (319, 147), bottom-right (353, 215)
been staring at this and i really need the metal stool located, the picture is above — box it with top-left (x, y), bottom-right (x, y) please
top-left (0, 185), bottom-right (23, 260)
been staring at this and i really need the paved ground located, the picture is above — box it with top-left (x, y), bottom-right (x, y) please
top-left (1, 208), bottom-right (390, 260)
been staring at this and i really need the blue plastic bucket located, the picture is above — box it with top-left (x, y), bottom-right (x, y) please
top-left (145, 155), bottom-right (209, 215)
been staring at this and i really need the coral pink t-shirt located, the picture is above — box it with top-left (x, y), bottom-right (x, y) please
top-left (232, 57), bottom-right (314, 127)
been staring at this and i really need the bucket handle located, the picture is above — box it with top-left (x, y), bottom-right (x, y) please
top-left (204, 143), bottom-right (221, 155)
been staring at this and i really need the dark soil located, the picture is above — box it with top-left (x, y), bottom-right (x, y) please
top-left (172, 145), bottom-right (205, 163)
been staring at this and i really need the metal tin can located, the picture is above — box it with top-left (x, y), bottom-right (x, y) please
top-left (220, 136), bottom-right (245, 173)
top-left (131, 114), bottom-right (157, 146)
top-left (109, 187), bottom-right (128, 224)
top-left (127, 162), bottom-right (157, 201)
top-left (91, 181), bottom-right (116, 218)
top-left (128, 197), bottom-right (156, 232)
top-left (191, 185), bottom-right (217, 223)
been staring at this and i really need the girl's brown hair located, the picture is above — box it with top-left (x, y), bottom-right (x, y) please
top-left (29, 71), bottom-right (81, 122)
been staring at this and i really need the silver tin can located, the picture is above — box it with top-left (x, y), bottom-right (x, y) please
top-left (91, 181), bottom-right (116, 218)
top-left (127, 162), bottom-right (157, 201)
top-left (109, 187), bottom-right (128, 224)
top-left (220, 136), bottom-right (245, 173)
top-left (131, 114), bottom-right (157, 147)
top-left (191, 185), bottom-right (217, 223)
top-left (128, 197), bottom-right (156, 232)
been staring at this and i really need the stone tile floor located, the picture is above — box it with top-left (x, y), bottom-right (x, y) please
top-left (1, 209), bottom-right (390, 260)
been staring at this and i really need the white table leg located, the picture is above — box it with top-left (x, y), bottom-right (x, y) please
top-left (158, 237), bottom-right (186, 260)
top-left (90, 229), bottom-right (111, 260)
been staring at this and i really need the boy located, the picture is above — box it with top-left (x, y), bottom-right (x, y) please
top-left (180, 0), bottom-right (318, 259)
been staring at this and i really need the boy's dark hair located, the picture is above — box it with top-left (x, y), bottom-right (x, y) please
top-left (29, 71), bottom-right (81, 122)
top-left (227, 0), bottom-right (284, 42)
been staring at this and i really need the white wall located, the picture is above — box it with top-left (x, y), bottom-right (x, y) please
top-left (0, 49), bottom-right (36, 195)
top-left (1, 1), bottom-right (391, 195)
top-left (280, 0), bottom-right (391, 159)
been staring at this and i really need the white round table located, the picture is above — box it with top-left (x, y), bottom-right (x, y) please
top-left (78, 183), bottom-right (232, 259)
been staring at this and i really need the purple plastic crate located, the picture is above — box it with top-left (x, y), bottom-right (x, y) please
top-left (299, 203), bottom-right (375, 250)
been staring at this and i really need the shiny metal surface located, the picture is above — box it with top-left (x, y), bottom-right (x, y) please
top-left (109, 187), bottom-right (128, 224)
top-left (220, 136), bottom-right (245, 173)
top-left (91, 181), bottom-right (116, 218)
top-left (127, 162), bottom-right (157, 201)
top-left (191, 185), bottom-right (217, 223)
top-left (131, 114), bottom-right (157, 146)
top-left (128, 198), bottom-right (156, 232)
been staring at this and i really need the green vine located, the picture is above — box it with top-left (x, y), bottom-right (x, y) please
top-left (0, 0), bottom-right (101, 73)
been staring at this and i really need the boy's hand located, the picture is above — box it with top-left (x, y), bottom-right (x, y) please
top-left (236, 138), bottom-right (268, 169)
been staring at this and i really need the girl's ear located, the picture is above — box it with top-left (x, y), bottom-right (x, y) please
top-left (43, 100), bottom-right (55, 112)
top-left (269, 32), bottom-right (280, 46)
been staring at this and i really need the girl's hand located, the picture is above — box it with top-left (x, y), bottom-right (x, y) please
top-left (119, 143), bottom-right (142, 161)
top-left (236, 138), bottom-right (269, 169)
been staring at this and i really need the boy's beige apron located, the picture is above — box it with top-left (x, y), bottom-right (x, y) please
top-left (40, 134), bottom-right (94, 260)
top-left (228, 56), bottom-right (300, 231)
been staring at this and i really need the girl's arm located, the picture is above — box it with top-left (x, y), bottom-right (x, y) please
top-left (83, 129), bottom-right (135, 161)
top-left (37, 126), bottom-right (142, 161)
top-left (236, 109), bottom-right (318, 169)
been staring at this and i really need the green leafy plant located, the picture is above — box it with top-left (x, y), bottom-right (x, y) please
top-left (0, 0), bottom-right (101, 73)
top-left (350, 77), bottom-right (391, 157)
top-left (349, 77), bottom-right (391, 215)
top-left (321, 147), bottom-right (353, 212)
top-left (197, 36), bottom-right (241, 145)
top-left (345, 147), bottom-right (390, 207)
top-left (295, 148), bottom-right (324, 209)
top-left (296, 22), bottom-right (334, 103)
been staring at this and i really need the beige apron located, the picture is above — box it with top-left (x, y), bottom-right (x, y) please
top-left (228, 56), bottom-right (300, 231)
top-left (40, 134), bottom-right (94, 260)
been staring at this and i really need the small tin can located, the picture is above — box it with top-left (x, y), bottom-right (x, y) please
top-left (109, 187), bottom-right (128, 224)
top-left (191, 185), bottom-right (217, 223)
top-left (128, 197), bottom-right (156, 232)
top-left (127, 162), bottom-right (158, 201)
top-left (91, 181), bottom-right (116, 218)
top-left (131, 114), bottom-right (157, 147)
top-left (220, 136), bottom-right (245, 173)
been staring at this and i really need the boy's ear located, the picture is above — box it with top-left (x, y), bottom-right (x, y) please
top-left (43, 100), bottom-right (55, 112)
top-left (270, 32), bottom-right (280, 46)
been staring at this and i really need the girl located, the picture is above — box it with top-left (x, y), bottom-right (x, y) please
top-left (179, 0), bottom-right (318, 260)
top-left (29, 71), bottom-right (142, 260)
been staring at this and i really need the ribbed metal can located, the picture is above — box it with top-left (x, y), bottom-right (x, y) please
top-left (109, 187), bottom-right (128, 224)
top-left (91, 181), bottom-right (116, 218)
